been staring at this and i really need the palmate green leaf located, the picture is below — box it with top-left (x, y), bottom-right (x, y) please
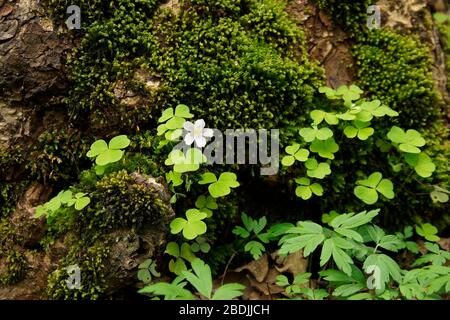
top-left (309, 138), bottom-right (339, 160)
top-left (281, 144), bottom-right (309, 166)
top-left (182, 259), bottom-right (212, 299)
top-left (294, 177), bottom-right (323, 200)
top-left (170, 209), bottom-right (208, 240)
top-left (331, 209), bottom-right (379, 230)
top-left (310, 110), bottom-right (339, 125)
top-left (139, 282), bottom-right (195, 300)
top-left (364, 254), bottom-right (403, 290)
top-left (354, 172), bottom-right (394, 204)
top-left (299, 126), bottom-right (333, 142)
top-left (343, 121), bottom-right (374, 141)
top-left (244, 241), bottom-right (266, 260)
top-left (279, 221), bottom-right (325, 256)
top-left (320, 237), bottom-right (354, 275)
top-left (212, 283), bottom-right (245, 300)
top-left (305, 158), bottom-right (331, 179)
top-left (208, 172), bottom-right (240, 198)
top-left (233, 226), bottom-right (250, 238)
top-left (387, 126), bottom-right (426, 154)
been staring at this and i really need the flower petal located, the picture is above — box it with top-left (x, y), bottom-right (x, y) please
top-left (183, 121), bottom-right (194, 132)
top-left (194, 119), bottom-right (206, 129)
top-left (184, 133), bottom-right (195, 145)
top-left (195, 136), bottom-right (207, 148)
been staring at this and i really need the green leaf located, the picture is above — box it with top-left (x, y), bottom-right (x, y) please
top-left (95, 149), bottom-right (124, 166)
top-left (109, 135), bottom-right (131, 150)
top-left (165, 242), bottom-right (180, 257)
top-left (174, 105), bottom-right (194, 118)
top-left (309, 138), bottom-right (339, 160)
top-left (416, 223), bottom-right (440, 242)
top-left (430, 186), bottom-right (450, 203)
top-left (387, 126), bottom-right (425, 154)
top-left (139, 282), bottom-right (194, 300)
top-left (364, 254), bottom-right (403, 290)
top-left (198, 172), bottom-right (217, 184)
top-left (404, 153), bottom-right (436, 178)
top-left (158, 108), bottom-right (174, 123)
top-left (233, 226), bottom-right (250, 238)
top-left (305, 159), bottom-right (331, 179)
top-left (208, 172), bottom-right (240, 198)
top-left (244, 241), bottom-right (266, 260)
top-left (86, 140), bottom-right (108, 158)
top-left (354, 172), bottom-right (394, 204)
top-left (74, 196), bottom-right (90, 210)
top-left (212, 283), bottom-right (245, 300)
top-left (182, 259), bottom-right (212, 299)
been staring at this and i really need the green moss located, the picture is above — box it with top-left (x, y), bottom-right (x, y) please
top-left (76, 170), bottom-right (172, 235)
top-left (353, 29), bottom-right (442, 128)
top-left (27, 128), bottom-right (91, 184)
top-left (54, 0), bottom-right (322, 131)
top-left (47, 243), bottom-right (109, 300)
top-left (0, 250), bottom-right (27, 285)
top-left (314, 0), bottom-right (373, 35)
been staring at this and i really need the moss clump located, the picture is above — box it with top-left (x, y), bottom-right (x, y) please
top-left (55, 0), bottom-right (322, 131)
top-left (315, 0), bottom-right (373, 35)
top-left (0, 250), bottom-right (27, 285)
top-left (27, 128), bottom-right (91, 184)
top-left (77, 170), bottom-right (171, 234)
top-left (353, 29), bottom-right (442, 128)
top-left (47, 244), bottom-right (109, 300)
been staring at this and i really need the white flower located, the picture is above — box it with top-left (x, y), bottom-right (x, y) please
top-left (183, 119), bottom-right (214, 148)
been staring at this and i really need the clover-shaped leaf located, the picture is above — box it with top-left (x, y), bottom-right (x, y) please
top-left (157, 105), bottom-right (194, 139)
top-left (86, 135), bottom-right (130, 166)
top-left (415, 223), bottom-right (440, 242)
top-left (356, 100), bottom-right (398, 121)
top-left (191, 237), bottom-right (211, 253)
top-left (354, 172), bottom-right (394, 205)
top-left (305, 158), bottom-right (331, 179)
top-left (166, 170), bottom-right (183, 187)
top-left (319, 86), bottom-right (339, 99)
top-left (344, 121), bottom-right (374, 141)
top-left (294, 177), bottom-right (324, 200)
top-left (404, 153), bottom-right (436, 178)
top-left (281, 144), bottom-right (309, 166)
top-left (165, 242), bottom-right (196, 275)
top-left (165, 148), bottom-right (206, 173)
top-left (309, 138), bottom-right (339, 160)
top-left (299, 126), bottom-right (333, 142)
top-left (199, 172), bottom-right (240, 198)
top-left (387, 126), bottom-right (426, 154)
top-left (310, 110), bottom-right (339, 125)
top-left (170, 209), bottom-right (208, 240)
top-left (195, 195), bottom-right (218, 217)
top-left (138, 259), bottom-right (161, 284)
top-left (335, 85), bottom-right (363, 105)
top-left (67, 192), bottom-right (91, 211)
